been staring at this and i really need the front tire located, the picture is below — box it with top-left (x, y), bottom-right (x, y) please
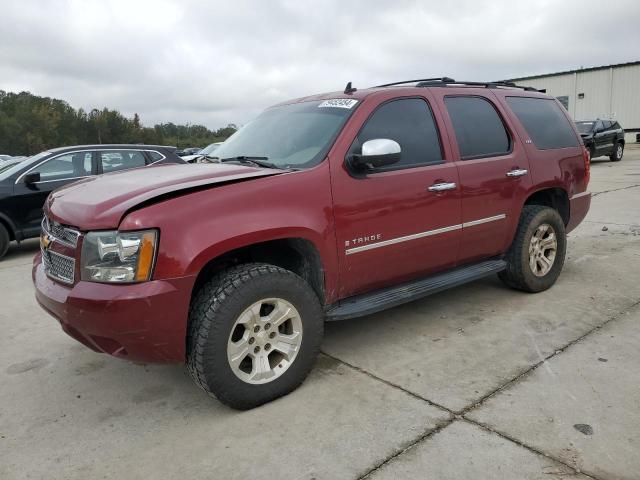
top-left (0, 223), bottom-right (10, 259)
top-left (187, 263), bottom-right (324, 410)
top-left (499, 205), bottom-right (566, 293)
top-left (610, 142), bottom-right (624, 162)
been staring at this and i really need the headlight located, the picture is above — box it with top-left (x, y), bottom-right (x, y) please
top-left (81, 230), bottom-right (158, 283)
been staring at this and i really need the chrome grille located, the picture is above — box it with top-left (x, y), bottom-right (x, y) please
top-left (42, 216), bottom-right (80, 248)
top-left (42, 249), bottom-right (75, 284)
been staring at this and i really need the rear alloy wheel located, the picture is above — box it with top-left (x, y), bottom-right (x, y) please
top-left (187, 263), bottom-right (323, 410)
top-left (499, 205), bottom-right (566, 292)
top-left (528, 224), bottom-right (557, 277)
top-left (610, 142), bottom-right (623, 162)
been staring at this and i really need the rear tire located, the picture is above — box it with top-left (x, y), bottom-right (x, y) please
top-left (610, 142), bottom-right (623, 162)
top-left (498, 205), bottom-right (566, 293)
top-left (0, 223), bottom-right (10, 260)
top-left (187, 263), bottom-right (324, 410)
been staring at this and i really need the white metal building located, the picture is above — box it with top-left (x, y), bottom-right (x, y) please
top-left (508, 61), bottom-right (640, 143)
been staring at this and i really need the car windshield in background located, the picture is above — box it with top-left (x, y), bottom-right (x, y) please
top-left (576, 121), bottom-right (595, 134)
top-left (199, 143), bottom-right (220, 155)
top-left (0, 159), bottom-right (21, 173)
top-left (212, 99), bottom-right (358, 169)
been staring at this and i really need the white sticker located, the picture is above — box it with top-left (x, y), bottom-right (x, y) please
top-left (318, 99), bottom-right (358, 109)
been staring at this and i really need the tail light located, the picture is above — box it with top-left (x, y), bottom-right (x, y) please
top-left (582, 146), bottom-right (590, 186)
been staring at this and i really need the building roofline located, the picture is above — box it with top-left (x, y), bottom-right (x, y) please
top-left (505, 60), bottom-right (640, 82)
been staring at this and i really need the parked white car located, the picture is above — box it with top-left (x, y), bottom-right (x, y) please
top-left (182, 142), bottom-right (223, 163)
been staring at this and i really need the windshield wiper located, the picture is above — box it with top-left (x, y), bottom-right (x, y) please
top-left (220, 156), bottom-right (282, 169)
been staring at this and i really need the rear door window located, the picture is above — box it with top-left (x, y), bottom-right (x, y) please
top-left (506, 97), bottom-right (579, 150)
top-left (353, 97), bottom-right (443, 170)
top-left (100, 150), bottom-right (147, 173)
top-left (444, 96), bottom-right (511, 160)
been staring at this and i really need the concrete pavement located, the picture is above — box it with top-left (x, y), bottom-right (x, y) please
top-left (1, 145), bottom-right (639, 479)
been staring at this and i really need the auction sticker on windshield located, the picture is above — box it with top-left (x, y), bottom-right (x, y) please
top-left (318, 99), bottom-right (358, 109)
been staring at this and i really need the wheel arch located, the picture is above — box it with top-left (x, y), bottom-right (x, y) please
top-left (0, 212), bottom-right (17, 241)
top-left (189, 236), bottom-right (326, 306)
top-left (523, 187), bottom-right (570, 226)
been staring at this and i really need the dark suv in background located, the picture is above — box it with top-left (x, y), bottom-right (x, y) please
top-left (576, 119), bottom-right (625, 161)
top-left (0, 144), bottom-right (185, 258)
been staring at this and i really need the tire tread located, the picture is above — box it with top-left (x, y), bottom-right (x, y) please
top-left (186, 262), bottom-right (323, 409)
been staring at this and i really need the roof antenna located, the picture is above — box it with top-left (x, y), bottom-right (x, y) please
top-left (344, 81), bottom-right (357, 94)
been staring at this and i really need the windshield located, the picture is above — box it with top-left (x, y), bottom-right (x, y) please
top-left (0, 150), bottom-right (51, 181)
top-left (576, 121), bottom-right (595, 134)
top-left (199, 143), bottom-right (220, 155)
top-left (213, 99), bottom-right (358, 169)
top-left (0, 160), bottom-right (20, 173)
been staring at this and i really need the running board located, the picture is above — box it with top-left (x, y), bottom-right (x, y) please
top-left (325, 259), bottom-right (506, 321)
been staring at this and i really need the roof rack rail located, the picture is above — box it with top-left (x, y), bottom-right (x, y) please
top-left (375, 77), bottom-right (543, 92)
top-left (374, 77), bottom-right (456, 88)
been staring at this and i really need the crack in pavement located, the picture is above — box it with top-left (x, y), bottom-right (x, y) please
top-left (467, 419), bottom-right (600, 480)
top-left (583, 220), bottom-right (639, 227)
top-left (461, 298), bottom-right (640, 416)
top-left (591, 184), bottom-right (640, 197)
top-left (357, 417), bottom-right (455, 479)
top-left (324, 298), bottom-right (640, 480)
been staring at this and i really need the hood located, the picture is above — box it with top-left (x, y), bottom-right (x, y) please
top-left (46, 163), bottom-right (283, 230)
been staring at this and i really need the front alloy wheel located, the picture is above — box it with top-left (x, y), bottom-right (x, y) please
top-left (187, 263), bottom-right (323, 410)
top-left (227, 298), bottom-right (303, 384)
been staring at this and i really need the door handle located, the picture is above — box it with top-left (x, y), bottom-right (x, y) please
top-left (506, 169), bottom-right (528, 178)
top-left (428, 182), bottom-right (457, 192)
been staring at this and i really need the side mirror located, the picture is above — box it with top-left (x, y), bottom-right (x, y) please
top-left (349, 139), bottom-right (401, 171)
top-left (23, 172), bottom-right (41, 184)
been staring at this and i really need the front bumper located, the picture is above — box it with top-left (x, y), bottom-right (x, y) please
top-left (33, 253), bottom-right (195, 363)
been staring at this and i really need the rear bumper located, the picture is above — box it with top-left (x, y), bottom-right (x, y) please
top-left (33, 253), bottom-right (195, 363)
top-left (567, 191), bottom-right (591, 233)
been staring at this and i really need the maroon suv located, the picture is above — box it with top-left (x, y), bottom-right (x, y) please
top-left (33, 78), bottom-right (591, 409)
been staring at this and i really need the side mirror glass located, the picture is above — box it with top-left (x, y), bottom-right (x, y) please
top-left (349, 139), bottom-right (401, 170)
top-left (23, 172), bottom-right (41, 184)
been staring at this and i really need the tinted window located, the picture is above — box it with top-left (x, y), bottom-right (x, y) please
top-left (602, 120), bottom-right (613, 129)
top-left (506, 97), bottom-right (579, 150)
top-left (576, 121), bottom-right (595, 134)
top-left (354, 98), bottom-right (442, 169)
top-left (147, 151), bottom-right (164, 162)
top-left (100, 150), bottom-right (146, 173)
top-left (32, 152), bottom-right (92, 181)
top-left (445, 96), bottom-right (510, 159)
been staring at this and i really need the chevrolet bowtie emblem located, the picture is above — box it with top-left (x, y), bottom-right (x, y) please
top-left (40, 233), bottom-right (52, 250)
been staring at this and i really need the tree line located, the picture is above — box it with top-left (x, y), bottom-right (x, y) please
top-left (0, 90), bottom-right (237, 156)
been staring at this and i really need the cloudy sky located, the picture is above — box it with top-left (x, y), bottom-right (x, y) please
top-left (1, 0), bottom-right (639, 129)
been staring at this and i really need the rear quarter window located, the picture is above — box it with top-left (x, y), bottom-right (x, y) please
top-left (147, 151), bottom-right (165, 162)
top-left (506, 97), bottom-right (579, 150)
